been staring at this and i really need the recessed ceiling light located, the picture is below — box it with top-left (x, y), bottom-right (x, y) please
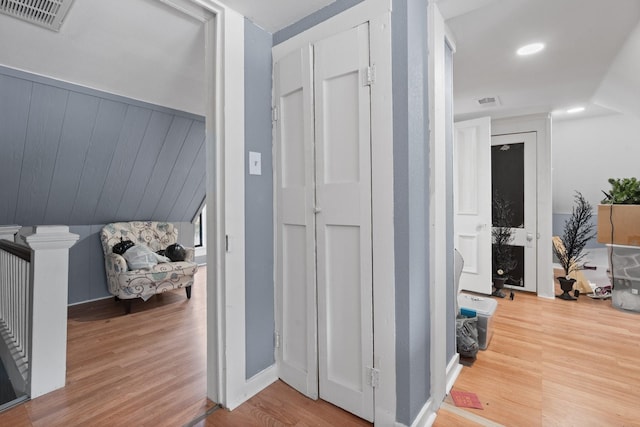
top-left (567, 106), bottom-right (585, 114)
top-left (517, 43), bottom-right (545, 56)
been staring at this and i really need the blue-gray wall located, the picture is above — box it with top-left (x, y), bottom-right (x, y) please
top-left (445, 41), bottom-right (456, 362)
top-left (244, 19), bottom-right (275, 379)
top-left (393, 0), bottom-right (431, 424)
top-left (0, 65), bottom-right (205, 304)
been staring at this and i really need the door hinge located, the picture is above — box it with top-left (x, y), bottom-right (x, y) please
top-left (367, 367), bottom-right (380, 388)
top-left (274, 332), bottom-right (281, 349)
top-left (272, 106), bottom-right (279, 122)
top-left (364, 65), bottom-right (376, 86)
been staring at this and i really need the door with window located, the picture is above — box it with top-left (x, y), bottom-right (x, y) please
top-left (491, 132), bottom-right (537, 292)
top-left (274, 23), bottom-right (375, 422)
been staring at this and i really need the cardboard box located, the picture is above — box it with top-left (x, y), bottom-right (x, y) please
top-left (597, 204), bottom-right (640, 246)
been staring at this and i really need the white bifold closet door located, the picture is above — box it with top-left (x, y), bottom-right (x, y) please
top-left (274, 22), bottom-right (374, 422)
top-left (274, 46), bottom-right (318, 399)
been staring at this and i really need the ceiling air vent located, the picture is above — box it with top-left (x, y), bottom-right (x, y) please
top-left (476, 96), bottom-right (501, 107)
top-left (0, 0), bottom-right (75, 32)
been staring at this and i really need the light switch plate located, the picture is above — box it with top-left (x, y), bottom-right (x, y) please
top-left (249, 151), bottom-right (261, 175)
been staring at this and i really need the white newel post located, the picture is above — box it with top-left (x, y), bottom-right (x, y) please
top-left (0, 225), bottom-right (21, 242)
top-left (21, 225), bottom-right (79, 398)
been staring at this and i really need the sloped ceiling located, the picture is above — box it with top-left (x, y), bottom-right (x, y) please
top-left (0, 0), bottom-right (210, 227)
top-left (0, 0), bottom-right (206, 116)
top-left (0, 67), bottom-right (206, 227)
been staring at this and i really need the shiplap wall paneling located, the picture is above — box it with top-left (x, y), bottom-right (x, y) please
top-left (15, 83), bottom-right (68, 226)
top-left (45, 92), bottom-right (101, 224)
top-left (93, 106), bottom-right (153, 224)
top-left (0, 75), bottom-right (31, 224)
top-left (152, 121), bottom-right (205, 219)
top-left (115, 111), bottom-right (174, 221)
top-left (70, 100), bottom-right (128, 224)
top-left (134, 117), bottom-right (192, 220)
top-left (168, 142), bottom-right (206, 221)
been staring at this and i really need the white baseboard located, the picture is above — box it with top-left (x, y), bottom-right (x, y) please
top-left (446, 353), bottom-right (463, 393)
top-left (226, 364), bottom-right (278, 410)
top-left (392, 398), bottom-right (437, 427)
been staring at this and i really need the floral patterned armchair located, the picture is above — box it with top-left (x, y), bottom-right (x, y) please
top-left (100, 221), bottom-right (198, 314)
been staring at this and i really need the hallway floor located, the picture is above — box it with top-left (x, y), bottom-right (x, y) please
top-left (435, 279), bottom-right (640, 426)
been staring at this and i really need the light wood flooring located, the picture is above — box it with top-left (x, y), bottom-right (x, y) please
top-left (0, 268), bottom-right (366, 426)
top-left (2, 268), bottom-right (639, 426)
top-left (435, 280), bottom-right (640, 427)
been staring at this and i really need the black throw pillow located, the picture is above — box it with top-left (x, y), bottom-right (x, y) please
top-left (113, 238), bottom-right (135, 255)
top-left (165, 243), bottom-right (186, 262)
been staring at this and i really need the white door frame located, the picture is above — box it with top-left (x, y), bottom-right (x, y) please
top-left (273, 0), bottom-right (396, 424)
top-left (492, 115), bottom-right (553, 299)
top-left (427, 3), bottom-right (461, 423)
top-left (167, 0), bottom-right (278, 410)
top-left (162, 0), bottom-right (226, 406)
top-left (491, 132), bottom-right (537, 293)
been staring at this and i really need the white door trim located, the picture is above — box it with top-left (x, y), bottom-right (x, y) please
top-left (172, 0), bottom-right (279, 410)
top-left (272, 5), bottom-right (396, 425)
top-left (427, 1), bottom-right (450, 411)
top-left (491, 132), bottom-right (537, 293)
top-left (491, 115), bottom-right (553, 299)
top-left (161, 0), bottom-right (226, 407)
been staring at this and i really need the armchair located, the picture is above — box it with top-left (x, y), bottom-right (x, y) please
top-left (100, 221), bottom-right (198, 314)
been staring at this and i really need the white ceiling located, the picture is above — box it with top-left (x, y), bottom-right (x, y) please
top-left (442, 0), bottom-right (640, 121)
top-left (2, 0), bottom-right (638, 122)
top-left (223, 0), bottom-right (640, 122)
top-left (0, 0), bottom-right (206, 115)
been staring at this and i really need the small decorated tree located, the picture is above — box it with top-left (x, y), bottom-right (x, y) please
top-left (553, 191), bottom-right (596, 300)
top-left (492, 193), bottom-right (516, 298)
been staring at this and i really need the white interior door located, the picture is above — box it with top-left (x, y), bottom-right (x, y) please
top-left (274, 46), bottom-right (318, 398)
top-left (491, 132), bottom-right (537, 292)
top-left (314, 23), bottom-right (374, 422)
top-left (454, 117), bottom-right (492, 295)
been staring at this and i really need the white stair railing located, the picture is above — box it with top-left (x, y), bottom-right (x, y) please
top-left (0, 225), bottom-right (78, 399)
top-left (0, 231), bottom-right (31, 396)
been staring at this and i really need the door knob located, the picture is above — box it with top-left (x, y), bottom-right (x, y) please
top-left (314, 207), bottom-right (322, 214)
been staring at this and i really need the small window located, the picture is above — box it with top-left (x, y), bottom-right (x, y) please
top-left (194, 205), bottom-right (206, 248)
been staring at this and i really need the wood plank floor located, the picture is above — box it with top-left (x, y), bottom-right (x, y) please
top-left (2, 267), bottom-right (638, 426)
top-left (0, 267), bottom-right (365, 427)
top-left (435, 280), bottom-right (640, 427)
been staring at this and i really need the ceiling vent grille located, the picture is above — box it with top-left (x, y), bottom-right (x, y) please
top-left (0, 0), bottom-right (75, 32)
top-left (476, 96), bottom-right (501, 107)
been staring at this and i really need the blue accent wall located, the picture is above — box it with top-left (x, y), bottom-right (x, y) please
top-left (393, 0), bottom-right (431, 424)
top-left (244, 19), bottom-right (275, 379)
top-left (0, 65), bottom-right (205, 304)
top-left (272, 0), bottom-right (365, 45)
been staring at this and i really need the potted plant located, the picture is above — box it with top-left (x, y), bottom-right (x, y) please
top-left (598, 177), bottom-right (640, 246)
top-left (554, 191), bottom-right (596, 300)
top-left (492, 193), bottom-right (517, 298)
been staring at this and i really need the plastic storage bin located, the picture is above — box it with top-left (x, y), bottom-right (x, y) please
top-left (457, 293), bottom-right (498, 350)
top-left (607, 244), bottom-right (640, 312)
